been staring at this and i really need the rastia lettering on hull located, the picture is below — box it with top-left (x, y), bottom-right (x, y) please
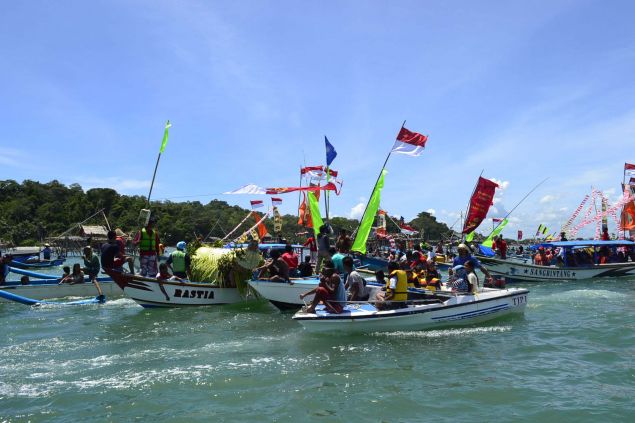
top-left (174, 289), bottom-right (215, 299)
top-left (528, 268), bottom-right (572, 278)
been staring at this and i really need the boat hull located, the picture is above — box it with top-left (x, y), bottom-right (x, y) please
top-left (9, 258), bottom-right (66, 269)
top-left (0, 278), bottom-right (119, 302)
top-left (479, 256), bottom-right (635, 281)
top-left (106, 271), bottom-right (243, 308)
top-left (293, 288), bottom-right (529, 333)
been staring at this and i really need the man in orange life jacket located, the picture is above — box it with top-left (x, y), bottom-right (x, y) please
top-left (133, 219), bottom-right (161, 277)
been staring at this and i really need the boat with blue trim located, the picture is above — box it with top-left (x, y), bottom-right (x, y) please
top-left (478, 240), bottom-right (635, 282)
top-left (292, 287), bottom-right (529, 333)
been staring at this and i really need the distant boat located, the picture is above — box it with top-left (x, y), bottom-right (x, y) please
top-left (479, 240), bottom-right (635, 282)
top-left (0, 277), bottom-right (119, 302)
top-left (293, 287), bottom-right (529, 333)
top-left (9, 257), bottom-right (66, 269)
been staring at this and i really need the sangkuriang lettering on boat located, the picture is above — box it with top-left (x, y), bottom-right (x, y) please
top-left (528, 268), bottom-right (571, 278)
top-left (173, 289), bottom-right (215, 299)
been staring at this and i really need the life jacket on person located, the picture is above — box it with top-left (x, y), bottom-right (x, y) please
top-left (170, 250), bottom-right (186, 273)
top-left (406, 270), bottom-right (419, 288)
top-left (387, 270), bottom-right (408, 302)
top-left (139, 228), bottom-right (157, 253)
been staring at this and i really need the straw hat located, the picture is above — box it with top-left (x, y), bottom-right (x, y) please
top-left (115, 228), bottom-right (127, 237)
top-left (457, 243), bottom-right (468, 251)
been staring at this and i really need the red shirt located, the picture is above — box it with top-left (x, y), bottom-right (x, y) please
top-left (281, 252), bottom-right (299, 270)
top-left (303, 237), bottom-right (317, 252)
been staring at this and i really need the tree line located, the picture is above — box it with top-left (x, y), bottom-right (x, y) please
top-left (0, 179), bottom-right (451, 246)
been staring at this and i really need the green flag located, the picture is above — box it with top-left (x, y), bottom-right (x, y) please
top-left (482, 218), bottom-right (508, 247)
top-left (465, 231), bottom-right (475, 242)
top-left (159, 120), bottom-right (171, 153)
top-left (307, 192), bottom-right (324, 238)
top-left (351, 169), bottom-right (387, 255)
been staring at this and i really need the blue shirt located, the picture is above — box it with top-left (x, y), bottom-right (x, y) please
top-left (335, 275), bottom-right (347, 303)
top-left (331, 253), bottom-right (346, 274)
top-left (452, 254), bottom-right (483, 269)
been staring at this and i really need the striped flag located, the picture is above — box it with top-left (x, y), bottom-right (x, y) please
top-left (271, 197), bottom-right (283, 206)
top-left (535, 224), bottom-right (549, 236)
top-left (391, 127), bottom-right (428, 156)
top-left (250, 200), bottom-right (264, 209)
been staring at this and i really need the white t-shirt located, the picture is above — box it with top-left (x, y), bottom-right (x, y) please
top-left (346, 271), bottom-right (367, 298)
top-left (467, 272), bottom-right (480, 292)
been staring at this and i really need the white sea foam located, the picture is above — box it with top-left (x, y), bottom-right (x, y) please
top-left (373, 325), bottom-right (512, 338)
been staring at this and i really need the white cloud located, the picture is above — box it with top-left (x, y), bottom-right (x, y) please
top-left (426, 208), bottom-right (436, 215)
top-left (491, 178), bottom-right (510, 190)
top-left (349, 202), bottom-right (366, 220)
top-left (540, 195), bottom-right (557, 203)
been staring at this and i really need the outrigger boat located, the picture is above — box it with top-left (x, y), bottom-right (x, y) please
top-left (479, 240), bottom-right (635, 282)
top-left (293, 287), bottom-right (529, 333)
top-left (0, 267), bottom-right (118, 303)
top-left (106, 270), bottom-right (244, 308)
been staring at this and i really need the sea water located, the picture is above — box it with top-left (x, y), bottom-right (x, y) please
top-left (1, 273), bottom-right (634, 422)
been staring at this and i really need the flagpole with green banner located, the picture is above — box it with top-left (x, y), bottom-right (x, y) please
top-left (481, 218), bottom-right (508, 247)
top-left (147, 120), bottom-right (171, 206)
top-left (307, 192), bottom-right (324, 238)
top-left (351, 169), bottom-right (387, 254)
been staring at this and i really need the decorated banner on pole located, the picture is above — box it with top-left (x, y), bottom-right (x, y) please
top-left (307, 192), bottom-right (324, 238)
top-left (352, 169), bottom-right (387, 254)
top-left (517, 230), bottom-right (523, 240)
top-left (273, 206), bottom-right (282, 233)
top-left (482, 218), bottom-right (508, 248)
top-left (462, 177), bottom-right (499, 235)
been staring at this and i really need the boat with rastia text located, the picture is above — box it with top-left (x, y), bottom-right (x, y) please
top-left (479, 240), bottom-right (635, 282)
top-left (106, 270), bottom-right (244, 308)
top-left (293, 287), bottom-right (529, 333)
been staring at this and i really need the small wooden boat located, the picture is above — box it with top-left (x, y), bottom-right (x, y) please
top-left (106, 270), bottom-right (244, 308)
top-left (479, 240), bottom-right (635, 282)
top-left (293, 287), bottom-right (529, 333)
top-left (9, 257), bottom-right (66, 269)
top-left (0, 288), bottom-right (105, 306)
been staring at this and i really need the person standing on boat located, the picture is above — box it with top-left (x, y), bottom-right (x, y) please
top-left (41, 243), bottom-right (52, 261)
top-left (335, 229), bottom-right (352, 254)
top-left (167, 241), bottom-right (192, 280)
top-left (281, 244), bottom-right (299, 277)
top-left (496, 235), bottom-right (508, 259)
top-left (133, 219), bottom-right (161, 277)
top-left (303, 232), bottom-right (318, 264)
top-left (451, 244), bottom-right (494, 284)
top-left (82, 246), bottom-right (100, 283)
top-left (114, 228), bottom-right (135, 274)
top-left (315, 225), bottom-right (331, 273)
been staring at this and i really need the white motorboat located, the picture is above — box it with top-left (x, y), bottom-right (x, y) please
top-left (479, 240), bottom-right (635, 282)
top-left (106, 270), bottom-right (244, 308)
top-left (292, 287), bottom-right (529, 333)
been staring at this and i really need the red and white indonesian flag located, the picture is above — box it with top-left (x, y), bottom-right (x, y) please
top-left (250, 200), bottom-right (264, 209)
top-left (271, 197), bottom-right (283, 206)
top-left (391, 127), bottom-right (428, 156)
top-left (301, 166), bottom-right (338, 180)
top-left (492, 218), bottom-right (503, 223)
top-left (399, 223), bottom-right (418, 235)
top-left (625, 163), bottom-right (635, 174)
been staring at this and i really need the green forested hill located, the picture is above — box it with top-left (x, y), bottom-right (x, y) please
top-left (0, 180), bottom-right (450, 246)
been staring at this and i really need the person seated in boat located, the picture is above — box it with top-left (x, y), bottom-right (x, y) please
top-left (555, 256), bottom-right (565, 268)
top-left (411, 245), bottom-right (426, 269)
top-left (343, 256), bottom-right (369, 301)
top-left (375, 261), bottom-right (408, 310)
top-left (68, 263), bottom-right (85, 284)
top-left (496, 235), bottom-right (508, 259)
top-left (20, 275), bottom-right (30, 285)
top-left (81, 246), bottom-right (100, 283)
top-left (41, 243), bottom-right (52, 261)
top-left (616, 250), bottom-right (627, 263)
top-left (533, 247), bottom-right (550, 266)
top-left (0, 251), bottom-right (8, 285)
top-left (300, 260), bottom-right (343, 314)
top-left (281, 244), bottom-right (300, 277)
top-left (156, 262), bottom-right (183, 282)
top-left (464, 260), bottom-right (481, 293)
top-left (448, 265), bottom-right (469, 292)
top-left (387, 250), bottom-right (396, 261)
top-left (423, 259), bottom-right (442, 290)
top-left (298, 255), bottom-right (314, 277)
top-left (58, 266), bottom-right (72, 284)
top-left (435, 241), bottom-right (444, 256)
top-left (452, 243), bottom-right (494, 283)
top-left (256, 249), bottom-right (290, 282)
top-left (601, 227), bottom-right (610, 241)
top-left (330, 247), bottom-right (347, 275)
top-left (167, 241), bottom-right (192, 280)
top-left (375, 270), bottom-right (386, 285)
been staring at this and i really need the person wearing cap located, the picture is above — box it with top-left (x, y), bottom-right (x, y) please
top-left (133, 219), bottom-right (161, 277)
top-left (167, 241), bottom-right (192, 280)
top-left (113, 229), bottom-right (135, 274)
top-left (451, 243), bottom-right (494, 284)
top-left (41, 243), bottom-right (52, 261)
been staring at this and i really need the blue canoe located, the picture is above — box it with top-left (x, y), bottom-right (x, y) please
top-left (0, 289), bottom-right (105, 306)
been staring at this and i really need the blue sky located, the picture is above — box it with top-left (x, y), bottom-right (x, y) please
top-left (1, 0), bottom-right (634, 239)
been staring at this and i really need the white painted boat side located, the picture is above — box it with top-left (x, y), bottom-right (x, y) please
top-left (121, 277), bottom-right (243, 307)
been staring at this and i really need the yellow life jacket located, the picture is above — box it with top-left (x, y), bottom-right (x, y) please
top-left (387, 270), bottom-right (408, 302)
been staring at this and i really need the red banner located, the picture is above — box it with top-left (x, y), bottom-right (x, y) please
top-left (462, 177), bottom-right (499, 234)
top-left (517, 230), bottom-right (523, 240)
top-left (252, 211), bottom-right (269, 239)
top-left (621, 201), bottom-right (635, 230)
top-left (625, 163), bottom-right (635, 170)
top-left (266, 182), bottom-right (339, 195)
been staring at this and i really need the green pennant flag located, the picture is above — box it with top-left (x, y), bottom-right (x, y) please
top-left (482, 218), bottom-right (508, 247)
top-left (351, 169), bottom-right (387, 255)
top-left (307, 192), bottom-right (324, 238)
top-left (465, 231), bottom-right (475, 242)
top-left (159, 120), bottom-right (171, 153)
